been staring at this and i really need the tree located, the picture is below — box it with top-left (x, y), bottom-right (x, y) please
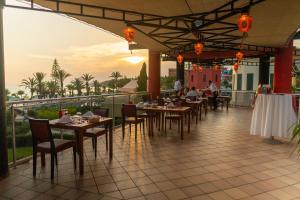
top-left (109, 72), bottom-right (122, 90)
top-left (93, 80), bottom-right (101, 95)
top-left (51, 58), bottom-right (60, 83)
top-left (33, 72), bottom-right (46, 98)
top-left (17, 90), bottom-right (25, 99)
top-left (57, 69), bottom-right (71, 97)
top-left (21, 77), bottom-right (36, 99)
top-left (71, 78), bottom-right (84, 96)
top-left (46, 81), bottom-right (59, 98)
top-left (66, 84), bottom-right (75, 96)
top-left (81, 73), bottom-right (94, 95)
top-left (137, 62), bottom-right (147, 91)
top-left (160, 76), bottom-right (176, 90)
top-left (5, 89), bottom-right (10, 101)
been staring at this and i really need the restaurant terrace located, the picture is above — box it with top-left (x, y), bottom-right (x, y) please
top-left (1, 0), bottom-right (300, 199)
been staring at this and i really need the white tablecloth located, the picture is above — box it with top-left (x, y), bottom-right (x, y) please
top-left (250, 94), bottom-right (297, 138)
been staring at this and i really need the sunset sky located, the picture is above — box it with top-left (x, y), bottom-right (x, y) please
top-left (4, 0), bottom-right (174, 93)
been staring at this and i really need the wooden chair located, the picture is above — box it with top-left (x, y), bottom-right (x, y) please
top-left (122, 104), bottom-right (145, 139)
top-left (84, 108), bottom-right (109, 159)
top-left (165, 101), bottom-right (183, 133)
top-left (29, 118), bottom-right (76, 180)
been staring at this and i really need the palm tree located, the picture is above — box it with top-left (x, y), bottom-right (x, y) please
top-left (33, 72), bottom-right (46, 98)
top-left (110, 71), bottom-right (122, 90)
top-left (66, 84), bottom-right (75, 96)
top-left (71, 78), bottom-right (84, 96)
top-left (56, 69), bottom-right (71, 97)
top-left (21, 77), bottom-right (36, 99)
top-left (46, 81), bottom-right (59, 98)
top-left (93, 80), bottom-right (101, 95)
top-left (81, 73), bottom-right (94, 95)
top-left (17, 90), bottom-right (25, 99)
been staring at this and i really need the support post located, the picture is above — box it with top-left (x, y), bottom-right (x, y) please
top-left (148, 50), bottom-right (160, 99)
top-left (259, 55), bottom-right (270, 85)
top-left (0, 0), bottom-right (8, 178)
top-left (274, 41), bottom-right (293, 93)
top-left (176, 61), bottom-right (184, 86)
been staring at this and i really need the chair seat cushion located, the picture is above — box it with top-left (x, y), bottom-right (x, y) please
top-left (84, 127), bottom-right (107, 137)
top-left (138, 113), bottom-right (148, 118)
top-left (37, 139), bottom-right (75, 153)
top-left (125, 117), bottom-right (144, 123)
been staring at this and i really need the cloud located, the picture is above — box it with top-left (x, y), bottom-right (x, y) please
top-left (27, 53), bottom-right (55, 60)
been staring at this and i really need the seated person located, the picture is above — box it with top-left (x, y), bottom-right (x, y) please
top-left (186, 86), bottom-right (199, 97)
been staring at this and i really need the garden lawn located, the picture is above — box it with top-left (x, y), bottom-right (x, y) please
top-left (8, 147), bottom-right (32, 163)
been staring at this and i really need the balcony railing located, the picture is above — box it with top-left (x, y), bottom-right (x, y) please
top-left (6, 90), bottom-right (179, 168)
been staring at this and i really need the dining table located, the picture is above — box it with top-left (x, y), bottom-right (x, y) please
top-left (137, 105), bottom-right (192, 140)
top-left (49, 116), bottom-right (113, 175)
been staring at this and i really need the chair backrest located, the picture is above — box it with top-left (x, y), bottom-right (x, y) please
top-left (186, 96), bottom-right (197, 101)
top-left (29, 118), bottom-right (52, 144)
top-left (93, 108), bottom-right (109, 117)
top-left (122, 104), bottom-right (137, 118)
top-left (157, 98), bottom-right (165, 106)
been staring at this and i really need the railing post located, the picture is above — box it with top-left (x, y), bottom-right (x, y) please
top-left (90, 96), bottom-right (93, 109)
top-left (112, 92), bottom-right (115, 128)
top-left (11, 105), bottom-right (16, 169)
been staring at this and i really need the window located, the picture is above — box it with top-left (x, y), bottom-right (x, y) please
top-left (237, 74), bottom-right (242, 90)
top-left (215, 74), bottom-right (218, 82)
top-left (203, 74), bottom-right (206, 82)
top-left (246, 73), bottom-right (253, 90)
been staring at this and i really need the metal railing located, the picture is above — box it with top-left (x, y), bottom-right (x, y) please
top-left (6, 91), bottom-right (152, 168)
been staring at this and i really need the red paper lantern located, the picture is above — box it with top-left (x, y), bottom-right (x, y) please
top-left (194, 42), bottom-right (204, 56)
top-left (177, 54), bottom-right (183, 64)
top-left (123, 26), bottom-right (135, 43)
top-left (236, 51), bottom-right (244, 62)
top-left (214, 64), bottom-right (219, 71)
top-left (198, 66), bottom-right (203, 73)
top-left (237, 14), bottom-right (252, 33)
top-left (233, 63), bottom-right (239, 72)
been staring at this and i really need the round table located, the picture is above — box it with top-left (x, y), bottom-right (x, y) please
top-left (250, 94), bottom-right (297, 138)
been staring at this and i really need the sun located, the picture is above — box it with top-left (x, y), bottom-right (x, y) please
top-left (124, 56), bottom-right (144, 64)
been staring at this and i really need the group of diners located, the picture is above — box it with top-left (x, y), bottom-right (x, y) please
top-left (174, 79), bottom-right (219, 110)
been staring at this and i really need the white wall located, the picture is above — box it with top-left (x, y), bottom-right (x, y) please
top-left (232, 58), bottom-right (274, 91)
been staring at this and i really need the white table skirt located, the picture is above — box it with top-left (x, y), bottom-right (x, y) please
top-left (250, 94), bottom-right (297, 138)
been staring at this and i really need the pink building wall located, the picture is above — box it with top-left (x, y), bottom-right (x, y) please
top-left (187, 68), bottom-right (221, 90)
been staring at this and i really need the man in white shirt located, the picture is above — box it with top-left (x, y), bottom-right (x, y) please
top-left (208, 80), bottom-right (218, 110)
top-left (174, 80), bottom-right (182, 92)
top-left (186, 86), bottom-right (199, 97)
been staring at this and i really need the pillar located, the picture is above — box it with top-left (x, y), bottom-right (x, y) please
top-left (259, 55), bottom-right (270, 85)
top-left (273, 41), bottom-right (293, 93)
top-left (148, 50), bottom-right (160, 99)
top-left (0, 0), bottom-right (8, 178)
top-left (176, 61), bottom-right (184, 85)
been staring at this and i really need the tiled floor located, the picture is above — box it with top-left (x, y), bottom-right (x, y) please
top-left (1, 107), bottom-right (300, 200)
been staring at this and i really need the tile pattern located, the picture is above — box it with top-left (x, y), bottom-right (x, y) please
top-left (1, 108), bottom-right (300, 200)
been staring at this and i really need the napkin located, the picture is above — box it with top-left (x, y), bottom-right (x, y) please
top-left (57, 115), bottom-right (72, 124)
top-left (82, 111), bottom-right (94, 118)
top-left (136, 102), bottom-right (144, 108)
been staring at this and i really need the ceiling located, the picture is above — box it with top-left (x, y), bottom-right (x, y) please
top-left (14, 0), bottom-right (300, 55)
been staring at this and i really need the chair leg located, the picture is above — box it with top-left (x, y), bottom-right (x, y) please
top-left (33, 150), bottom-right (37, 177)
top-left (164, 119), bottom-right (167, 133)
top-left (129, 124), bottom-right (131, 133)
top-left (178, 119), bottom-right (180, 133)
top-left (122, 122), bottom-right (125, 138)
top-left (169, 120), bottom-right (172, 129)
top-left (105, 132), bottom-right (108, 151)
top-left (41, 152), bottom-right (45, 167)
top-left (50, 153), bottom-right (55, 180)
top-left (91, 137), bottom-right (95, 149)
top-left (143, 120), bottom-right (145, 134)
top-left (94, 136), bottom-right (97, 159)
top-left (55, 153), bottom-right (58, 166)
top-left (73, 146), bottom-right (77, 169)
top-left (135, 123), bottom-right (137, 139)
top-left (140, 122), bottom-right (142, 132)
